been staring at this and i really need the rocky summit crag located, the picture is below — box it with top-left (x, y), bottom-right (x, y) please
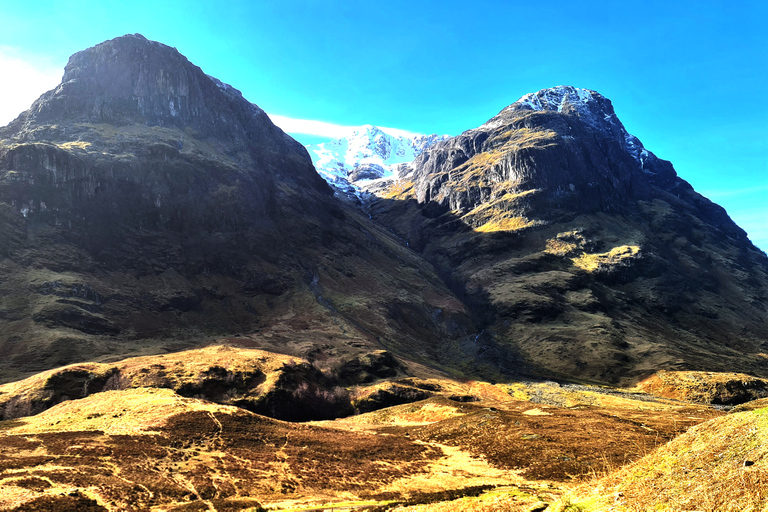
top-left (0, 34), bottom-right (473, 383)
top-left (369, 85), bottom-right (768, 384)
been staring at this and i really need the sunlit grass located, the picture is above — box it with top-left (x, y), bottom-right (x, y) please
top-left (475, 215), bottom-right (536, 233)
top-left (551, 409), bottom-right (768, 511)
top-left (571, 245), bottom-right (640, 272)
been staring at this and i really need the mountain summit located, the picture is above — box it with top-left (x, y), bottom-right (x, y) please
top-left (0, 35), bottom-right (766, 387)
top-left (370, 85), bottom-right (768, 383)
top-left (7, 34), bottom-right (295, 147)
top-left (0, 34), bottom-right (472, 381)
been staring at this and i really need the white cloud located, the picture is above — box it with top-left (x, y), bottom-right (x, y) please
top-left (0, 47), bottom-right (62, 126)
top-left (268, 114), bottom-right (423, 139)
top-left (268, 115), bottom-right (358, 138)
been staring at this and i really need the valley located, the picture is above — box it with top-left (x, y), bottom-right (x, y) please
top-left (0, 34), bottom-right (766, 511)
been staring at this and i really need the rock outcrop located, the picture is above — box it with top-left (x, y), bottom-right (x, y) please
top-left (0, 35), bottom-right (474, 382)
top-left (370, 86), bottom-right (768, 384)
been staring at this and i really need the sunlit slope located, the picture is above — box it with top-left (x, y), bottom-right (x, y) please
top-left (554, 407), bottom-right (768, 511)
top-left (370, 86), bottom-right (768, 385)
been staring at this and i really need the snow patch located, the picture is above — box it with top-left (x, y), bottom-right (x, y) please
top-left (503, 86), bottom-right (651, 165)
top-left (307, 125), bottom-right (449, 198)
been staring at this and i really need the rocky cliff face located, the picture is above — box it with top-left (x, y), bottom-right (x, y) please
top-left (370, 86), bottom-right (768, 384)
top-left (0, 35), bottom-right (473, 382)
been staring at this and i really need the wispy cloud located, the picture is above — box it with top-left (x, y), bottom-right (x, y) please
top-left (268, 115), bottom-right (358, 138)
top-left (0, 47), bottom-right (62, 126)
top-left (268, 114), bottom-right (423, 139)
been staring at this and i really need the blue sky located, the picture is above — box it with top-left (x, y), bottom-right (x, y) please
top-left (0, 0), bottom-right (766, 251)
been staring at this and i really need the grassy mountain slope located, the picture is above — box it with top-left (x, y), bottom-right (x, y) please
top-left (368, 89), bottom-right (768, 385)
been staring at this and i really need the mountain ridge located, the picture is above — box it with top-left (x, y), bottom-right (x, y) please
top-left (0, 35), bottom-right (767, 512)
top-left (368, 84), bottom-right (768, 384)
top-left (0, 34), bottom-right (476, 384)
top-left (1, 33), bottom-right (765, 385)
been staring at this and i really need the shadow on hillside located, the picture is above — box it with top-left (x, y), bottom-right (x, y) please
top-left (359, 188), bottom-right (768, 385)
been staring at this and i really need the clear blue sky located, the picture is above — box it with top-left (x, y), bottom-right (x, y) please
top-left (1, 0), bottom-right (766, 251)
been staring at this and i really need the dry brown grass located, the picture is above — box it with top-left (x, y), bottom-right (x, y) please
top-left (1, 387), bottom-right (231, 435)
top-left (638, 370), bottom-right (768, 405)
top-left (385, 485), bottom-right (556, 512)
top-left (0, 345), bottom-right (302, 420)
top-left (552, 408), bottom-right (768, 511)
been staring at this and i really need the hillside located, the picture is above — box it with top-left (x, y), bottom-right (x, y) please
top-left (368, 85), bottom-right (768, 385)
top-left (0, 36), bottom-right (767, 511)
top-left (554, 406), bottom-right (768, 511)
top-left (0, 344), bottom-right (720, 511)
top-left (0, 34), bottom-right (475, 384)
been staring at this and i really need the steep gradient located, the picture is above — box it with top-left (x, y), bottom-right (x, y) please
top-left (0, 34), bottom-right (474, 382)
top-left (370, 86), bottom-right (768, 385)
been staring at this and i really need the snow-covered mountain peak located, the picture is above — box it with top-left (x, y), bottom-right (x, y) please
top-left (487, 86), bottom-right (651, 165)
top-left (306, 125), bottom-right (449, 197)
top-left (513, 85), bottom-right (598, 113)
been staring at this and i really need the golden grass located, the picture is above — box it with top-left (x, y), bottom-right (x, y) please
top-left (545, 238), bottom-right (579, 256)
top-left (544, 231), bottom-right (587, 256)
top-left (460, 188), bottom-right (538, 218)
top-left (384, 179), bottom-right (416, 200)
top-left (475, 215), bottom-right (536, 233)
top-left (552, 408), bottom-right (768, 511)
top-left (387, 486), bottom-right (552, 512)
top-left (376, 443), bottom-right (528, 498)
top-left (1, 387), bottom-right (236, 435)
top-left (495, 126), bottom-right (560, 151)
top-left (572, 245), bottom-right (640, 272)
top-left (498, 381), bottom-right (707, 413)
top-left (343, 399), bottom-right (468, 426)
top-left (55, 141), bottom-right (92, 151)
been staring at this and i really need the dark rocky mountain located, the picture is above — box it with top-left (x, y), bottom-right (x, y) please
top-left (0, 34), bottom-right (474, 383)
top-left (0, 36), bottom-right (765, 389)
top-left (369, 86), bottom-right (768, 384)
top-left (1, 36), bottom-right (768, 512)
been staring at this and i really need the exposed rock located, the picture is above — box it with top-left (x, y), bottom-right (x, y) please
top-left (639, 370), bottom-right (768, 405)
top-left (0, 35), bottom-right (474, 381)
top-left (353, 382), bottom-right (435, 413)
top-left (335, 350), bottom-right (401, 385)
top-left (370, 85), bottom-right (768, 385)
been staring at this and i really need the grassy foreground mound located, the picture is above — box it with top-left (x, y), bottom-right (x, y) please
top-left (0, 368), bottom-right (722, 511)
top-left (553, 407), bottom-right (768, 511)
top-left (638, 370), bottom-right (768, 405)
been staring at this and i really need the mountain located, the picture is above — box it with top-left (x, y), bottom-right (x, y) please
top-left (1, 37), bottom-right (768, 512)
top-left (1, 34), bottom-right (765, 388)
top-left (306, 124), bottom-right (448, 194)
top-left (0, 34), bottom-right (474, 383)
top-left (368, 85), bottom-right (768, 385)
